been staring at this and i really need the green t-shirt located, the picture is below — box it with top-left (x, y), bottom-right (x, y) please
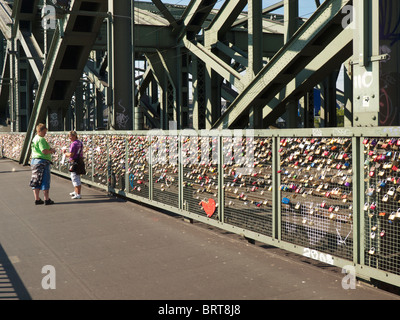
top-left (31, 135), bottom-right (52, 161)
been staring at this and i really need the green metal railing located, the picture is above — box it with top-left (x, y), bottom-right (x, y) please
top-left (2, 127), bottom-right (400, 288)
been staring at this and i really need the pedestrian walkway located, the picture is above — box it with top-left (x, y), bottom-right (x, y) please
top-left (0, 158), bottom-right (399, 301)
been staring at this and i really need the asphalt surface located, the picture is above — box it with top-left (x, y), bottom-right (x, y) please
top-left (0, 158), bottom-right (399, 303)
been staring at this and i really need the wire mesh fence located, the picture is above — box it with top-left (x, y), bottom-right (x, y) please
top-left (223, 136), bottom-right (273, 237)
top-left (363, 137), bottom-right (400, 276)
top-left (279, 137), bottom-right (354, 261)
top-left (2, 129), bottom-right (400, 286)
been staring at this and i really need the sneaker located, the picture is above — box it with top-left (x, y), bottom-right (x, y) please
top-left (35, 199), bottom-right (44, 205)
top-left (44, 199), bottom-right (55, 205)
top-left (69, 191), bottom-right (76, 196)
top-left (71, 194), bottom-right (81, 199)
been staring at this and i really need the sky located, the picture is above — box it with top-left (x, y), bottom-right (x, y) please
top-left (140, 0), bottom-right (322, 18)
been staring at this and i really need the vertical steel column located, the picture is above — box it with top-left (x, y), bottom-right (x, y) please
top-left (217, 133), bottom-right (224, 224)
top-left (108, 0), bottom-right (133, 130)
top-left (106, 12), bottom-right (113, 129)
top-left (343, 59), bottom-right (353, 127)
top-left (95, 89), bottom-right (104, 129)
top-left (353, 136), bottom-right (363, 265)
top-left (352, 0), bottom-right (380, 126)
top-left (282, 0), bottom-right (299, 128)
top-left (192, 56), bottom-right (206, 130)
top-left (284, 0), bottom-right (299, 43)
top-left (10, 38), bottom-right (18, 132)
top-left (272, 135), bottom-right (281, 240)
top-left (248, 0), bottom-right (263, 129)
top-left (18, 47), bottom-right (29, 132)
top-left (75, 82), bottom-right (84, 130)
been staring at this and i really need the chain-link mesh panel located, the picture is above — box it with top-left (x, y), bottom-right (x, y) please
top-left (127, 135), bottom-right (150, 199)
top-left (280, 137), bottom-right (353, 260)
top-left (182, 136), bottom-right (219, 219)
top-left (151, 135), bottom-right (179, 208)
top-left (223, 136), bottom-right (273, 237)
top-left (92, 134), bottom-right (108, 186)
top-left (80, 134), bottom-right (92, 181)
top-left (363, 137), bottom-right (400, 275)
top-left (109, 135), bottom-right (127, 191)
top-left (46, 134), bottom-right (67, 173)
top-left (1, 134), bottom-right (25, 161)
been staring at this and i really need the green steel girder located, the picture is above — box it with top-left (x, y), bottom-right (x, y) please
top-left (262, 27), bottom-right (353, 128)
top-left (178, 0), bottom-right (218, 41)
top-left (0, 1), bottom-right (43, 81)
top-left (20, 0), bottom-right (108, 164)
top-left (183, 38), bottom-right (245, 92)
top-left (212, 0), bottom-right (352, 129)
top-left (204, 0), bottom-right (247, 42)
top-left (0, 0), bottom-right (389, 150)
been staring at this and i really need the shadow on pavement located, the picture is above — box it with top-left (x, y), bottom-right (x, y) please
top-left (0, 244), bottom-right (31, 300)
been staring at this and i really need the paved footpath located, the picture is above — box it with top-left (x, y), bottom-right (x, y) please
top-left (0, 158), bottom-right (399, 303)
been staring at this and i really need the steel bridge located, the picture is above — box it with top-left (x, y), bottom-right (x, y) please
top-left (0, 0), bottom-right (394, 164)
top-left (2, 0), bottom-right (400, 291)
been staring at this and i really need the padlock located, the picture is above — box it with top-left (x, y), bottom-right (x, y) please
top-left (392, 160), bottom-right (400, 171)
top-left (370, 202), bottom-right (377, 210)
top-left (369, 168), bottom-right (375, 177)
top-left (370, 232), bottom-right (376, 239)
top-left (368, 211), bottom-right (374, 218)
top-left (325, 191), bottom-right (331, 198)
top-left (366, 185), bottom-right (375, 196)
top-left (382, 194), bottom-right (389, 202)
top-left (388, 187), bottom-right (395, 196)
top-left (380, 230), bottom-right (386, 237)
top-left (368, 247), bottom-right (376, 255)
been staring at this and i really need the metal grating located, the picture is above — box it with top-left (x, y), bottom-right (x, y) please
top-left (363, 137), bottom-right (400, 275)
top-left (80, 134), bottom-right (93, 181)
top-left (46, 134), bottom-right (65, 172)
top-left (182, 136), bottom-right (219, 219)
top-left (279, 137), bottom-right (353, 260)
top-left (127, 135), bottom-right (150, 198)
top-left (223, 136), bottom-right (273, 237)
top-left (151, 135), bottom-right (179, 208)
top-left (6, 130), bottom-right (400, 287)
top-left (109, 135), bottom-right (127, 191)
top-left (1, 134), bottom-right (24, 161)
top-left (92, 134), bottom-right (108, 186)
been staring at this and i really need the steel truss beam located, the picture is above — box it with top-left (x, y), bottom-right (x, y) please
top-left (212, 0), bottom-right (352, 129)
top-left (0, 0), bottom-right (389, 158)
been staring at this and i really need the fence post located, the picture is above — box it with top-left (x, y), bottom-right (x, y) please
top-left (272, 135), bottom-right (281, 241)
top-left (218, 134), bottom-right (224, 224)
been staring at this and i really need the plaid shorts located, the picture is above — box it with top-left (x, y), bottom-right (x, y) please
top-left (31, 158), bottom-right (51, 190)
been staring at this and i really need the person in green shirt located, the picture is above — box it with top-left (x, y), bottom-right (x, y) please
top-left (30, 123), bottom-right (56, 205)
